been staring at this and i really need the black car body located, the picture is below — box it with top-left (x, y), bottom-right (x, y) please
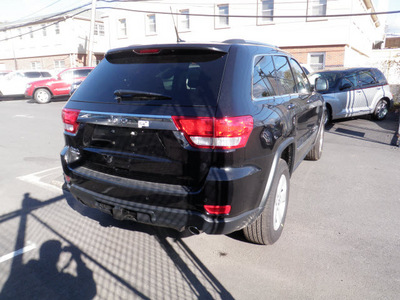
top-left (61, 41), bottom-right (325, 244)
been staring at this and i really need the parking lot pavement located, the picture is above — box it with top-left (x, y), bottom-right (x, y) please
top-left (0, 100), bottom-right (399, 299)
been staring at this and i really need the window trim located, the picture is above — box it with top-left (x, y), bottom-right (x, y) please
top-left (118, 18), bottom-right (127, 38)
top-left (145, 14), bottom-right (157, 35)
top-left (215, 4), bottom-right (230, 29)
top-left (257, 0), bottom-right (275, 25)
top-left (306, 0), bottom-right (328, 22)
top-left (178, 9), bottom-right (190, 32)
top-left (308, 52), bottom-right (326, 71)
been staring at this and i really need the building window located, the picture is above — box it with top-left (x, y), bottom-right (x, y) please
top-left (308, 53), bottom-right (326, 70)
top-left (118, 18), bottom-right (127, 37)
top-left (31, 62), bottom-right (42, 70)
top-left (217, 4), bottom-right (229, 28)
top-left (146, 14), bottom-right (156, 34)
top-left (179, 9), bottom-right (190, 31)
top-left (55, 23), bottom-right (60, 34)
top-left (55, 60), bottom-right (65, 69)
top-left (94, 24), bottom-right (98, 36)
top-left (29, 27), bottom-right (33, 38)
top-left (308, 0), bottom-right (327, 16)
top-left (261, 0), bottom-right (274, 23)
top-left (99, 24), bottom-right (105, 36)
top-left (42, 24), bottom-right (47, 37)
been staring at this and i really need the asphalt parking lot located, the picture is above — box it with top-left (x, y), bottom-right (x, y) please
top-left (0, 99), bottom-right (399, 299)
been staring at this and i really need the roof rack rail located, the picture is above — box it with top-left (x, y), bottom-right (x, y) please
top-left (222, 39), bottom-right (279, 49)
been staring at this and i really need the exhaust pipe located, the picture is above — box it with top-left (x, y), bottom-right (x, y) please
top-left (188, 226), bottom-right (202, 235)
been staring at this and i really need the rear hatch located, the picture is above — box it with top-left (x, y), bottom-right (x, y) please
top-left (65, 44), bottom-right (230, 189)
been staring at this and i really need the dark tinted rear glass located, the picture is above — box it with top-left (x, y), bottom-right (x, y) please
top-left (71, 49), bottom-right (227, 106)
top-left (41, 72), bottom-right (51, 77)
top-left (371, 68), bottom-right (387, 85)
top-left (24, 72), bottom-right (41, 78)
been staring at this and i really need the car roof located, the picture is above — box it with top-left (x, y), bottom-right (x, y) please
top-left (106, 40), bottom-right (284, 56)
top-left (311, 67), bottom-right (377, 75)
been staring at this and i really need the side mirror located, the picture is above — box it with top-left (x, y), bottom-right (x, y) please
top-left (315, 78), bottom-right (328, 92)
top-left (339, 82), bottom-right (352, 90)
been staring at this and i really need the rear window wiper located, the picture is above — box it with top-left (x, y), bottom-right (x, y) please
top-left (114, 89), bottom-right (171, 102)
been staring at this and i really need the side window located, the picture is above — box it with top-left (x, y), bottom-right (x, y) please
top-left (252, 55), bottom-right (278, 99)
top-left (371, 68), bottom-right (387, 85)
top-left (339, 73), bottom-right (357, 90)
top-left (273, 56), bottom-right (296, 95)
top-left (290, 58), bottom-right (310, 93)
top-left (25, 72), bottom-right (41, 78)
top-left (60, 70), bottom-right (74, 81)
top-left (358, 70), bottom-right (376, 87)
top-left (73, 69), bottom-right (92, 78)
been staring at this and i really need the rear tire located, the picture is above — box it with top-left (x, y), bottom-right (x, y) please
top-left (243, 159), bottom-right (290, 245)
top-left (34, 88), bottom-right (51, 104)
top-left (372, 99), bottom-right (388, 120)
top-left (306, 122), bottom-right (324, 161)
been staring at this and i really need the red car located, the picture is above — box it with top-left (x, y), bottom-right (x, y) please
top-left (25, 67), bottom-right (94, 104)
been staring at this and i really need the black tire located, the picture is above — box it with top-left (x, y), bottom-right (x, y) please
top-left (34, 88), bottom-right (51, 104)
top-left (372, 99), bottom-right (388, 120)
top-left (305, 122), bottom-right (324, 161)
top-left (324, 105), bottom-right (332, 125)
top-left (243, 159), bottom-right (290, 245)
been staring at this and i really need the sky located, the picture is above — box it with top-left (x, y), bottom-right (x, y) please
top-left (0, 0), bottom-right (400, 32)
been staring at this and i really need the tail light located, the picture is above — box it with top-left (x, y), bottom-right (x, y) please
top-left (172, 116), bottom-right (253, 150)
top-left (62, 108), bottom-right (80, 134)
top-left (204, 205), bottom-right (231, 215)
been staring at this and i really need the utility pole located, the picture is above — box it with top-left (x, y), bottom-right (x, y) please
top-left (87, 0), bottom-right (97, 67)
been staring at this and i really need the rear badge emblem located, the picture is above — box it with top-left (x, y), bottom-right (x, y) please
top-left (138, 120), bottom-right (149, 128)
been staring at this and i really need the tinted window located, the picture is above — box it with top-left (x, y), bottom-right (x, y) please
top-left (290, 58), bottom-right (310, 93)
top-left (24, 72), bottom-right (41, 78)
top-left (371, 68), bottom-right (387, 85)
top-left (273, 56), bottom-right (296, 95)
top-left (41, 72), bottom-right (51, 77)
top-left (73, 69), bottom-right (92, 78)
top-left (358, 70), bottom-right (376, 87)
top-left (309, 72), bottom-right (340, 93)
top-left (253, 55), bottom-right (278, 98)
top-left (343, 73), bottom-right (358, 88)
top-left (72, 50), bottom-right (227, 106)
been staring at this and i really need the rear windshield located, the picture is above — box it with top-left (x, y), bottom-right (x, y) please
top-left (71, 49), bottom-right (227, 106)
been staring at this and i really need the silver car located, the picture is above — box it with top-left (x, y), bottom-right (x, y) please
top-left (309, 68), bottom-right (393, 122)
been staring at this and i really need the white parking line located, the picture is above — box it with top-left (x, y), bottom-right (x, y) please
top-left (0, 243), bottom-right (37, 264)
top-left (17, 167), bottom-right (63, 193)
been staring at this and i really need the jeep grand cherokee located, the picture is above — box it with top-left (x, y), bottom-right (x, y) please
top-left (61, 40), bottom-right (326, 245)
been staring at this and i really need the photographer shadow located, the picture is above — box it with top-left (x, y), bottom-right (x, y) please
top-left (0, 194), bottom-right (96, 300)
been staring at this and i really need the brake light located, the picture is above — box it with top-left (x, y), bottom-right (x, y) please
top-left (62, 108), bottom-right (80, 134)
top-left (134, 49), bottom-right (161, 54)
top-left (204, 205), bottom-right (231, 215)
top-left (172, 116), bottom-right (253, 149)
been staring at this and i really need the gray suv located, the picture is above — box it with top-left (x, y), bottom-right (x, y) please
top-left (309, 68), bottom-right (393, 122)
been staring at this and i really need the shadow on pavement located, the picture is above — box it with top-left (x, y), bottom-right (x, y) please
top-left (0, 192), bottom-right (234, 299)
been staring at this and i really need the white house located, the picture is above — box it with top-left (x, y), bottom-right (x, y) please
top-left (0, 10), bottom-right (108, 71)
top-left (102, 0), bottom-right (384, 70)
top-left (0, 0), bottom-right (385, 74)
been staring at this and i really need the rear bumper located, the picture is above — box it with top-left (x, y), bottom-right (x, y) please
top-left (67, 183), bottom-right (262, 234)
top-left (61, 146), bottom-right (269, 234)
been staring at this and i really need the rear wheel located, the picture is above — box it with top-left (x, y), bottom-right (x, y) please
top-left (306, 122), bottom-right (324, 161)
top-left (34, 88), bottom-right (51, 104)
top-left (243, 159), bottom-right (290, 245)
top-left (372, 99), bottom-right (388, 120)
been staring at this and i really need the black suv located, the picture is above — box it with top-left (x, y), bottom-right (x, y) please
top-left (61, 41), bottom-right (325, 245)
